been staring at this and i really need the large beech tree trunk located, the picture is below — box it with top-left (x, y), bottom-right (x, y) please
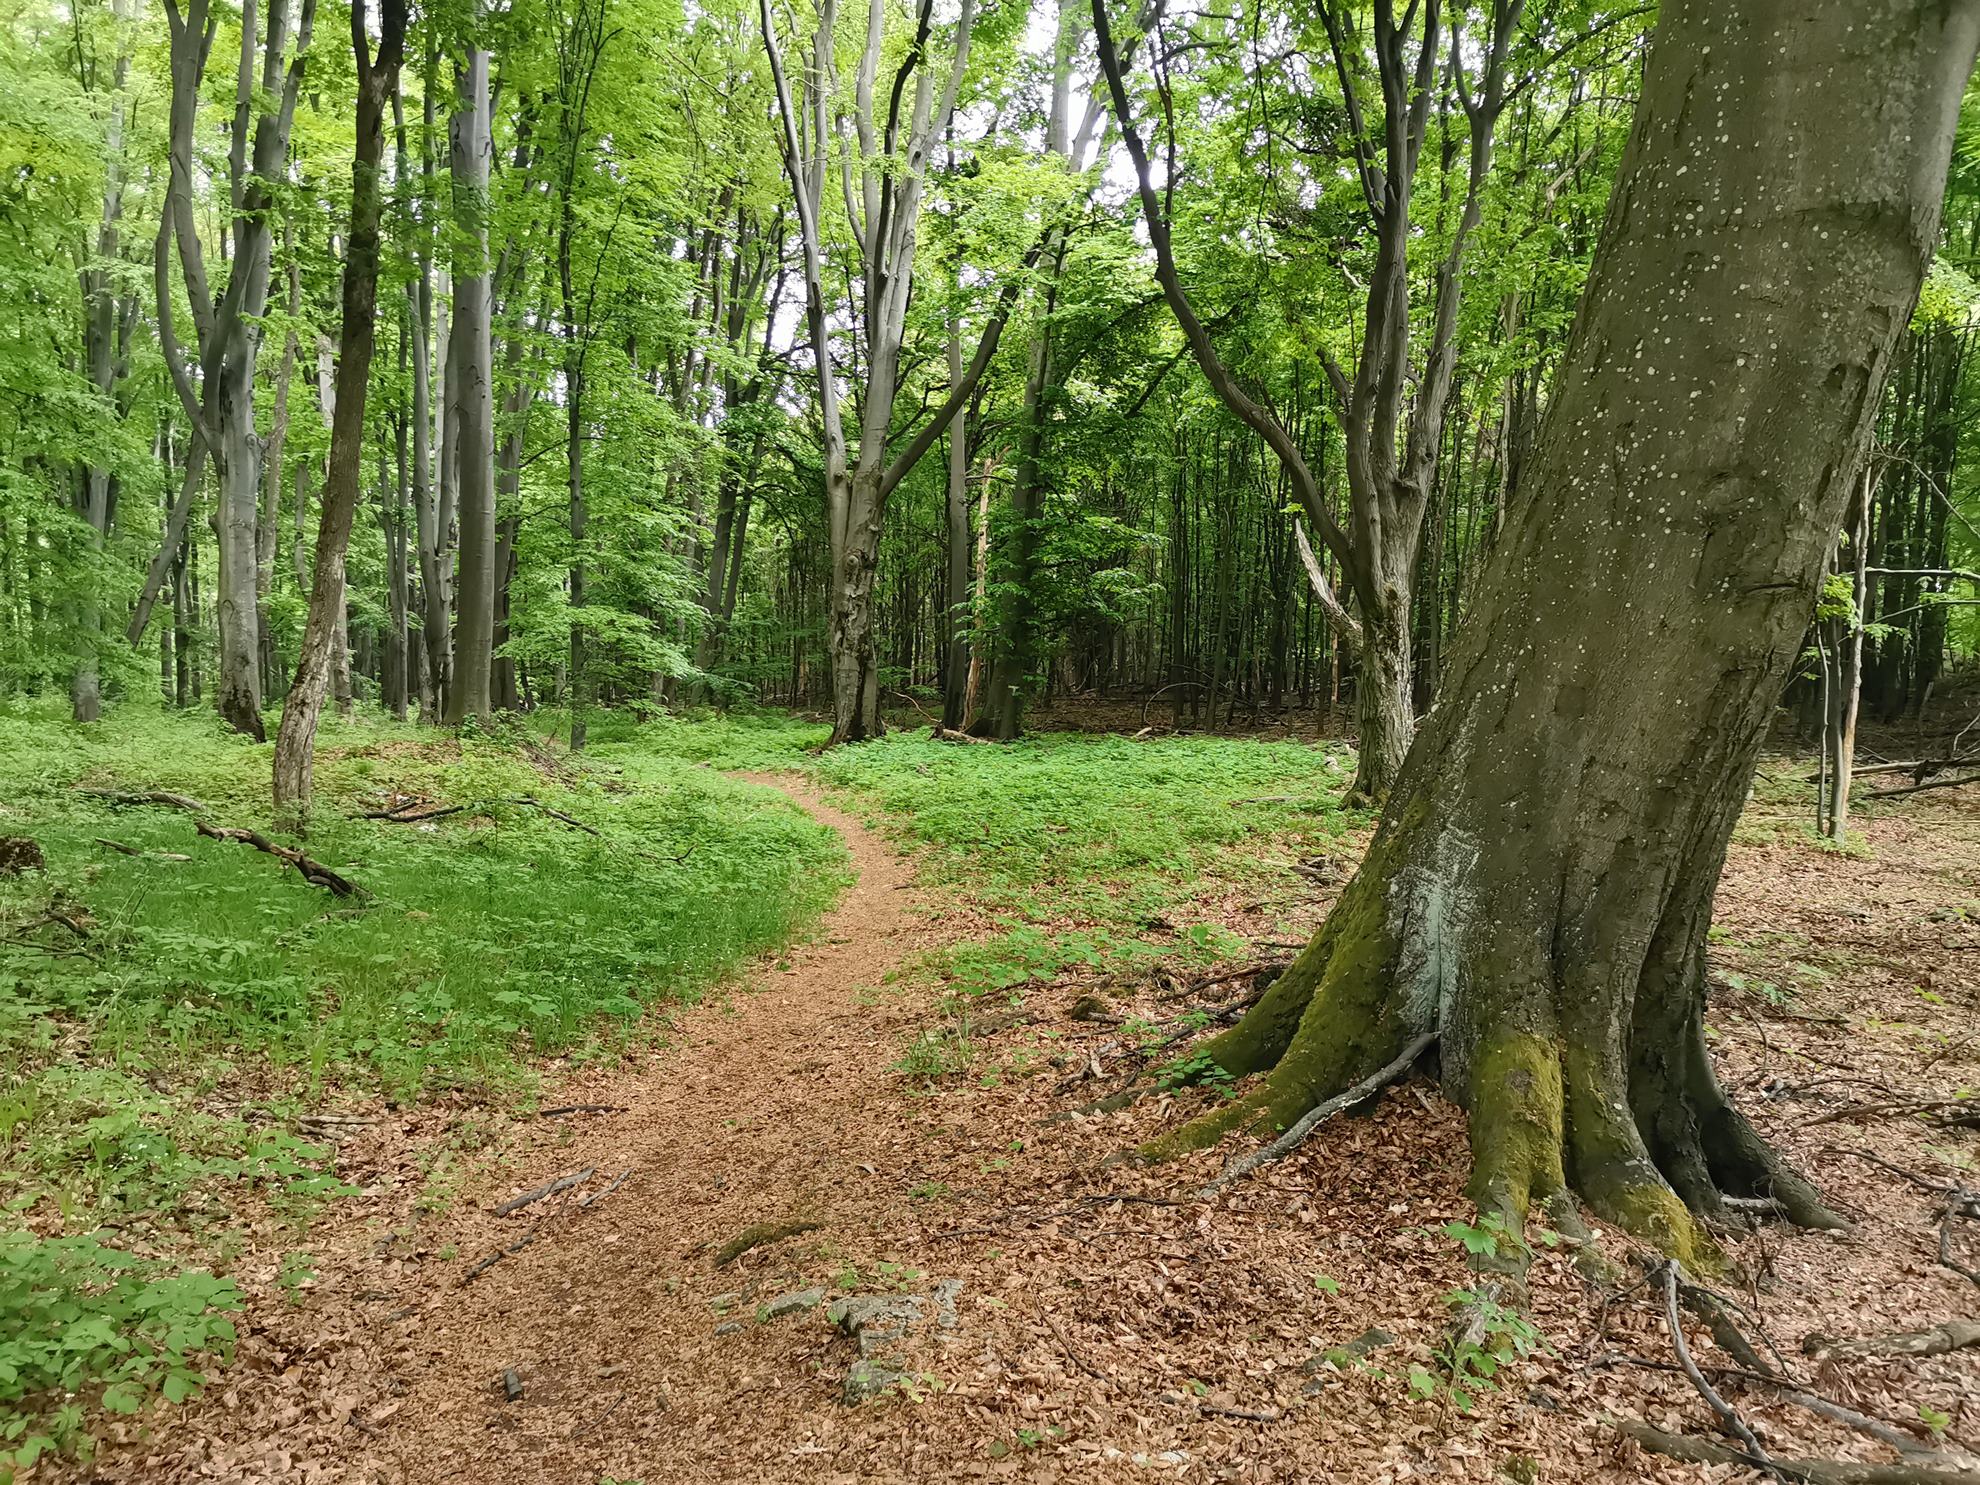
top-left (1158, 0), bottom-right (1980, 1263)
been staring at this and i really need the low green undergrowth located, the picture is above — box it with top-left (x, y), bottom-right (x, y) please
top-left (812, 730), bottom-right (1357, 921)
top-left (0, 699), bottom-right (847, 1467)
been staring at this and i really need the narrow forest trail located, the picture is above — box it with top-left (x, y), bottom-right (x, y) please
top-left (103, 773), bottom-right (966, 1485)
top-left (86, 769), bottom-right (1980, 1485)
top-left (355, 774), bottom-right (951, 1483)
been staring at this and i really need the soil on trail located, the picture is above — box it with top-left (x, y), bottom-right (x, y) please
top-left (71, 766), bottom-right (1980, 1485)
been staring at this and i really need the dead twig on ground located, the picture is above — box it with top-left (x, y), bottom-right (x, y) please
top-left (1616, 1418), bottom-right (1980, 1484)
top-left (1041, 1310), bottom-right (1108, 1381)
top-left (79, 787), bottom-right (207, 812)
top-left (93, 838), bottom-right (193, 861)
top-left (461, 1226), bottom-right (546, 1285)
top-left (193, 822), bottom-right (365, 897)
top-left (1197, 1033), bottom-right (1436, 1198)
top-left (493, 1167), bottom-right (596, 1217)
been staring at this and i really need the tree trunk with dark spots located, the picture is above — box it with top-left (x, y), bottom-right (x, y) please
top-left (1153, 0), bottom-right (1980, 1262)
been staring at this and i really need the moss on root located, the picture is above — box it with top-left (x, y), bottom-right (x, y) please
top-left (1140, 859), bottom-right (1408, 1162)
top-left (1464, 1030), bottom-right (1566, 1228)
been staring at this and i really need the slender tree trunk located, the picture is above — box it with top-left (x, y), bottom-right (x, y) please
top-left (1153, 0), bottom-right (1978, 1264)
top-left (941, 320), bottom-right (973, 730)
top-left (272, 0), bottom-right (407, 815)
top-left (445, 46), bottom-right (496, 724)
top-left (72, 0), bottom-right (132, 722)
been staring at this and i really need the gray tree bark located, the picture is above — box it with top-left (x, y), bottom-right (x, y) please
top-left (272, 0), bottom-right (408, 816)
top-left (1150, 0), bottom-right (1980, 1263)
top-left (444, 46), bottom-right (496, 724)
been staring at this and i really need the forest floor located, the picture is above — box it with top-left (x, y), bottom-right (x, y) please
top-left (8, 700), bottom-right (1980, 1484)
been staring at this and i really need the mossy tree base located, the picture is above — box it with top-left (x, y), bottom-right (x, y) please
top-left (1140, 0), bottom-right (1978, 1266)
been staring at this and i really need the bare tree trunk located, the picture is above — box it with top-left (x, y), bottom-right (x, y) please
top-left (1149, 0), bottom-right (1978, 1263)
top-left (444, 45), bottom-right (496, 724)
top-left (272, 0), bottom-right (408, 816)
top-left (72, 0), bottom-right (132, 722)
top-left (940, 310), bottom-right (973, 730)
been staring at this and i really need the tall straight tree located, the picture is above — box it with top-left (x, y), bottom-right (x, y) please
top-left (1142, 0), bottom-right (1980, 1261)
top-left (1095, 0), bottom-right (1525, 799)
top-left (445, 40), bottom-right (498, 723)
top-left (70, 0), bottom-right (133, 722)
top-left (271, 0), bottom-right (409, 816)
top-left (154, 0), bottom-right (317, 738)
top-left (759, 0), bottom-right (1012, 743)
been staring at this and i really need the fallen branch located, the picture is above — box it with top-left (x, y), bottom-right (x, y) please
top-left (715, 1217), bottom-right (821, 1267)
top-left (1808, 1321), bottom-right (1980, 1360)
top-left (1615, 1418), bottom-right (1980, 1485)
top-left (1865, 773), bottom-right (1980, 801)
top-left (80, 787), bottom-right (206, 812)
top-left (578, 1168), bottom-right (634, 1208)
top-left (362, 803), bottom-right (466, 823)
top-left (1197, 1033), bottom-right (1436, 1197)
top-left (493, 1167), bottom-right (597, 1217)
top-left (193, 822), bottom-right (364, 897)
top-left (93, 838), bottom-right (193, 862)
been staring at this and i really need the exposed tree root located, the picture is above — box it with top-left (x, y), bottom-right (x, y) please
top-left (1615, 1419), bottom-right (1980, 1485)
top-left (1197, 1033), bottom-right (1435, 1198)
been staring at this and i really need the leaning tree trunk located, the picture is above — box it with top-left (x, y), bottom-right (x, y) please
top-left (272, 0), bottom-right (406, 816)
top-left (1154, 0), bottom-right (1980, 1264)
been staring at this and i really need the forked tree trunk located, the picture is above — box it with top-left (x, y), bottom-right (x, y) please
top-left (1154, 0), bottom-right (1980, 1263)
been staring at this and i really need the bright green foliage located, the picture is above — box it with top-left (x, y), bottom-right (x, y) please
top-left (813, 731), bottom-right (1355, 920)
top-left (0, 1229), bottom-right (240, 1474)
top-left (0, 700), bottom-right (846, 1462)
top-left (1411, 1288), bottom-right (1547, 1415)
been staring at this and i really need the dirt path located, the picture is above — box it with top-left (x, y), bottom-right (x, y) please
top-left (106, 774), bottom-right (962, 1485)
top-left (87, 772), bottom-right (1980, 1485)
top-left (362, 774), bottom-right (952, 1483)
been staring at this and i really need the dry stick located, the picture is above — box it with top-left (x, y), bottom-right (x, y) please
top-left (79, 787), bottom-right (207, 811)
top-left (93, 838), bottom-right (194, 861)
top-left (1041, 1310), bottom-right (1108, 1382)
top-left (461, 1225), bottom-right (545, 1285)
top-left (1662, 1262), bottom-right (1783, 1479)
top-left (193, 822), bottom-right (365, 897)
top-left (1616, 1419), bottom-right (1980, 1485)
top-left (578, 1168), bottom-right (633, 1208)
top-left (493, 1166), bottom-right (596, 1217)
top-left (1197, 1033), bottom-right (1436, 1198)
